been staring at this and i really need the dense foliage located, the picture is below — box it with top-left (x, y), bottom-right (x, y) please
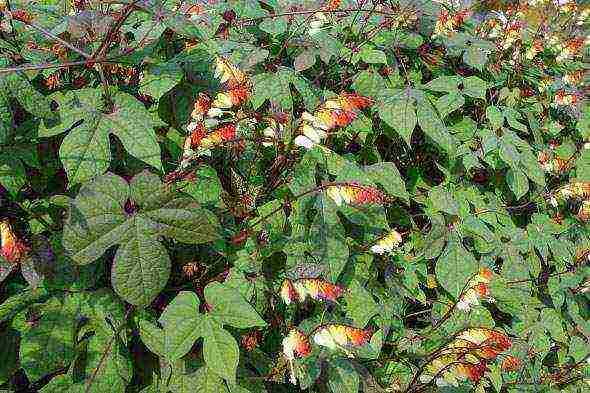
top-left (0, 0), bottom-right (589, 392)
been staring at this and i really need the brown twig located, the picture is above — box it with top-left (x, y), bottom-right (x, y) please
top-left (18, 19), bottom-right (91, 59)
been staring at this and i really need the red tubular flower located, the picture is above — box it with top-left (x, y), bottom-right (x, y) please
top-left (192, 93), bottom-right (211, 120)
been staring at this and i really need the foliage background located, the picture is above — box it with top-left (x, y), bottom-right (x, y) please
top-left (0, 0), bottom-right (588, 392)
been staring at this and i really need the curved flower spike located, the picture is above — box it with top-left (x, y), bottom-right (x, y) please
top-left (312, 324), bottom-right (372, 356)
top-left (280, 278), bottom-right (344, 305)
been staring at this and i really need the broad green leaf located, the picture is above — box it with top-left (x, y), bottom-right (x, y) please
top-left (139, 320), bottom-right (165, 357)
top-left (294, 49), bottom-right (317, 72)
top-left (16, 296), bottom-right (76, 382)
top-left (259, 17), bottom-right (287, 35)
top-left (360, 48), bottom-right (387, 64)
top-left (112, 230), bottom-right (171, 307)
top-left (486, 106), bottom-right (504, 130)
top-left (351, 69), bottom-right (386, 98)
top-left (40, 89), bottom-right (162, 185)
top-left (436, 92), bottom-right (464, 119)
top-left (139, 61), bottom-right (184, 100)
top-left (63, 172), bottom-right (220, 305)
top-left (378, 97), bottom-right (416, 145)
top-left (73, 290), bottom-right (131, 393)
top-left (202, 318), bottom-right (240, 383)
top-left (428, 186), bottom-right (459, 216)
top-left (416, 100), bottom-right (456, 155)
top-left (204, 282), bottom-right (266, 328)
top-left (1, 72), bottom-right (52, 118)
top-left (327, 359), bottom-right (359, 393)
top-left (423, 76), bottom-right (461, 93)
top-left (346, 280), bottom-right (379, 327)
top-left (435, 233), bottom-right (478, 298)
top-left (363, 162), bottom-right (409, 203)
top-left (311, 193), bottom-right (349, 281)
top-left (461, 76), bottom-right (488, 99)
top-left (506, 168), bottom-right (529, 200)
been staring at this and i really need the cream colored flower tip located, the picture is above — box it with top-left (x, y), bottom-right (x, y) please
top-left (186, 121), bottom-right (199, 132)
top-left (207, 107), bottom-right (223, 118)
top-left (370, 230), bottom-right (403, 254)
top-left (312, 329), bottom-right (336, 350)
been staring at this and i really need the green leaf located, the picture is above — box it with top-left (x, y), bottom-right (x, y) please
top-left (428, 186), bottom-right (459, 216)
top-left (294, 49), bottom-right (317, 72)
top-left (346, 280), bottom-right (379, 327)
top-left (16, 296), bottom-right (76, 382)
top-left (435, 92), bottom-right (464, 119)
top-left (327, 359), bottom-right (359, 393)
top-left (63, 172), bottom-right (220, 305)
top-left (1, 72), bottom-right (53, 118)
top-left (360, 48), bottom-right (387, 64)
top-left (507, 168), bottom-right (529, 200)
top-left (351, 69), bottom-right (386, 98)
top-left (139, 320), bottom-right (165, 357)
top-left (363, 162), bottom-right (409, 203)
top-left (112, 230), bottom-right (171, 307)
top-left (139, 61), bottom-right (184, 100)
top-left (435, 233), bottom-right (478, 298)
top-left (423, 76), bottom-right (461, 93)
top-left (204, 282), bottom-right (266, 328)
top-left (378, 96), bottom-right (416, 145)
top-left (461, 76), bottom-right (488, 99)
top-left (311, 193), bottom-right (349, 281)
top-left (202, 318), bottom-right (240, 383)
top-left (259, 17), bottom-right (287, 35)
top-left (41, 89), bottom-right (162, 185)
top-left (416, 100), bottom-right (456, 155)
top-left (486, 106), bottom-right (504, 130)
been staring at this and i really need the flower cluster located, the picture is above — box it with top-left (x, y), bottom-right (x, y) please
top-left (180, 57), bottom-right (250, 162)
top-left (282, 328), bottom-right (313, 384)
top-left (538, 150), bottom-right (571, 174)
top-left (281, 324), bottom-right (372, 384)
top-left (420, 328), bottom-right (512, 387)
top-left (433, 9), bottom-right (471, 38)
top-left (370, 229), bottom-right (403, 254)
top-left (0, 220), bottom-right (28, 263)
top-left (312, 324), bottom-right (373, 353)
top-left (456, 267), bottom-right (494, 312)
top-left (294, 92), bottom-right (373, 149)
top-left (325, 183), bottom-right (386, 206)
top-left (280, 278), bottom-right (345, 305)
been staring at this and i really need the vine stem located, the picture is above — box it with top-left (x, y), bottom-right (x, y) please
top-left (83, 306), bottom-right (134, 393)
top-left (16, 19), bottom-right (91, 59)
top-left (237, 7), bottom-right (398, 23)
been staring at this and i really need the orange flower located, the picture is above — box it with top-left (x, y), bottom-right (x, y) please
top-left (212, 84), bottom-right (250, 109)
top-left (1, 220), bottom-right (28, 263)
top-left (279, 278), bottom-right (344, 305)
top-left (554, 90), bottom-right (578, 106)
top-left (325, 0), bottom-right (342, 11)
top-left (325, 183), bottom-right (386, 206)
top-left (421, 328), bottom-right (511, 386)
top-left (282, 328), bottom-right (312, 384)
top-left (294, 92), bottom-right (373, 148)
top-left (191, 93), bottom-right (211, 121)
top-left (312, 324), bottom-right (372, 353)
top-left (456, 267), bottom-right (494, 312)
top-left (214, 56), bottom-right (248, 87)
top-left (538, 151), bottom-right (571, 174)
